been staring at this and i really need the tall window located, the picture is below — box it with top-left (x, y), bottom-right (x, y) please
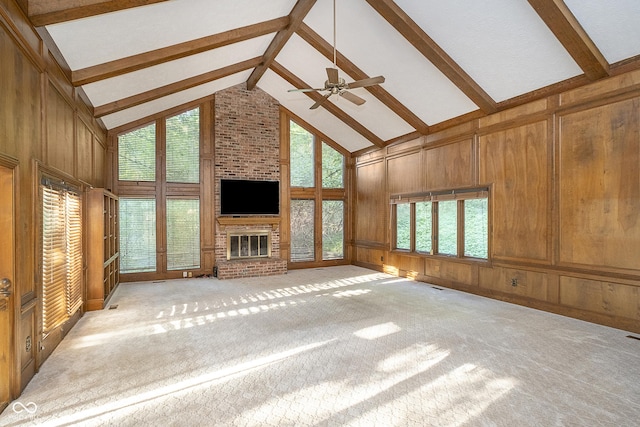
top-left (392, 189), bottom-right (489, 259)
top-left (289, 120), bottom-right (346, 263)
top-left (118, 107), bottom-right (201, 275)
top-left (41, 179), bottom-right (83, 333)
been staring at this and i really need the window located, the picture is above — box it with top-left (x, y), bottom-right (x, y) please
top-left (290, 199), bottom-right (315, 262)
top-left (41, 180), bottom-right (83, 334)
top-left (167, 199), bottom-right (200, 270)
top-left (391, 189), bottom-right (489, 260)
top-left (322, 200), bottom-right (344, 260)
top-left (120, 198), bottom-right (156, 273)
top-left (290, 121), bottom-right (314, 187)
top-left (166, 109), bottom-right (199, 183)
top-left (117, 107), bottom-right (202, 275)
top-left (415, 201), bottom-right (432, 253)
top-left (289, 120), bottom-right (346, 263)
top-left (395, 203), bottom-right (411, 250)
top-left (118, 123), bottom-right (156, 181)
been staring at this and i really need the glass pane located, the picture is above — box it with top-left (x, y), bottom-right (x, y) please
top-left (322, 200), bottom-right (344, 260)
top-left (322, 142), bottom-right (344, 188)
top-left (290, 121), bottom-right (314, 187)
top-left (230, 236), bottom-right (239, 258)
top-left (438, 201), bottom-right (457, 256)
top-left (167, 199), bottom-right (200, 270)
top-left (291, 199), bottom-right (315, 262)
top-left (250, 235), bottom-right (259, 257)
top-left (120, 198), bottom-right (156, 273)
top-left (167, 108), bottom-right (200, 183)
top-left (465, 198), bottom-right (488, 258)
top-left (259, 235), bottom-right (268, 256)
top-left (396, 203), bottom-right (411, 250)
top-left (118, 123), bottom-right (156, 181)
top-left (416, 201), bottom-right (432, 253)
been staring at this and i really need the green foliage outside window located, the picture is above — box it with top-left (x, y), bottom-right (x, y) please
top-left (166, 108), bottom-right (199, 183)
top-left (322, 142), bottom-right (344, 188)
top-left (322, 200), bottom-right (344, 260)
top-left (438, 200), bottom-right (458, 255)
top-left (396, 203), bottom-right (411, 250)
top-left (118, 123), bottom-right (156, 181)
top-left (416, 201), bottom-right (432, 253)
top-left (290, 121), bottom-right (314, 187)
top-left (464, 198), bottom-right (488, 258)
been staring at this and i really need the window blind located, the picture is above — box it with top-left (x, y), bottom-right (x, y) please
top-left (118, 122), bottom-right (156, 181)
top-left (166, 108), bottom-right (200, 183)
top-left (166, 199), bottom-right (200, 270)
top-left (41, 184), bottom-right (83, 334)
top-left (119, 198), bottom-right (156, 273)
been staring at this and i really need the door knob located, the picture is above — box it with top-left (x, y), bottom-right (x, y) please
top-left (0, 278), bottom-right (11, 297)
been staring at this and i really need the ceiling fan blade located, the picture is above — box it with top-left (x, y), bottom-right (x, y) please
top-left (288, 88), bottom-right (325, 93)
top-left (339, 90), bottom-right (366, 106)
top-left (346, 75), bottom-right (385, 89)
top-left (310, 93), bottom-right (332, 110)
top-left (326, 67), bottom-right (340, 84)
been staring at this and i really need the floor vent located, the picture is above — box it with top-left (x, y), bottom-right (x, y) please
top-left (152, 281), bottom-right (165, 283)
top-left (109, 304), bottom-right (119, 310)
top-left (626, 335), bottom-right (640, 341)
top-left (431, 286), bottom-right (444, 291)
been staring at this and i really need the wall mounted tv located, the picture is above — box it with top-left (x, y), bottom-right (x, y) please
top-left (220, 179), bottom-right (280, 216)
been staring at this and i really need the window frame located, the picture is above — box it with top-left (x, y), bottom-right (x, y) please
top-left (391, 187), bottom-right (490, 262)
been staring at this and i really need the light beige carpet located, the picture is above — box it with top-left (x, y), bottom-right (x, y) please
top-left (1, 265), bottom-right (639, 426)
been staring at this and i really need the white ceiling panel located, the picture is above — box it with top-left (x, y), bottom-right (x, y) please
top-left (395, 0), bottom-right (583, 102)
top-left (304, 0), bottom-right (479, 125)
top-left (101, 71), bottom-right (252, 130)
top-left (565, 0), bottom-right (640, 64)
top-left (83, 35), bottom-right (273, 107)
top-left (259, 70), bottom-right (374, 152)
top-left (276, 34), bottom-right (415, 141)
top-left (46, 0), bottom-right (297, 70)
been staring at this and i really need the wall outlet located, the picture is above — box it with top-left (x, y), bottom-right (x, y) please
top-left (182, 272), bottom-right (187, 278)
top-left (511, 278), bottom-right (518, 287)
top-left (188, 272), bottom-right (193, 278)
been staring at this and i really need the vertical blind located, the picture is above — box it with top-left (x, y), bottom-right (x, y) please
top-left (42, 184), bottom-right (83, 334)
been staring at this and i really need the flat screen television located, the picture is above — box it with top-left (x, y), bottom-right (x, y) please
top-left (220, 179), bottom-right (280, 216)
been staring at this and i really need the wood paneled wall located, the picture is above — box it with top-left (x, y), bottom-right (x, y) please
top-left (0, 0), bottom-right (106, 396)
top-left (355, 70), bottom-right (640, 333)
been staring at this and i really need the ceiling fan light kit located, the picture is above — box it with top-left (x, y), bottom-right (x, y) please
top-left (288, 0), bottom-right (385, 110)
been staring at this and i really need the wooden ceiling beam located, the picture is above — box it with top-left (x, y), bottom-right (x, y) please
top-left (72, 17), bottom-right (289, 86)
top-left (296, 23), bottom-right (429, 135)
top-left (94, 57), bottom-right (262, 118)
top-left (365, 0), bottom-right (497, 114)
top-left (271, 61), bottom-right (386, 148)
top-left (527, 0), bottom-right (609, 80)
top-left (26, 0), bottom-right (169, 27)
top-left (246, 0), bottom-right (317, 90)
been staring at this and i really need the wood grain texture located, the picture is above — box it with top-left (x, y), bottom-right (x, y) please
top-left (387, 151), bottom-right (421, 194)
top-left (479, 266), bottom-right (549, 301)
top-left (479, 121), bottom-right (550, 262)
top-left (559, 276), bottom-right (640, 320)
top-left (47, 83), bottom-right (75, 174)
top-left (356, 160), bottom-right (387, 244)
top-left (425, 139), bottom-right (474, 190)
top-left (27, 0), bottom-right (169, 26)
top-left (558, 98), bottom-right (640, 271)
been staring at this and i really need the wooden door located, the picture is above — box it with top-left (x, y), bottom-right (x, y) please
top-left (0, 164), bottom-right (15, 411)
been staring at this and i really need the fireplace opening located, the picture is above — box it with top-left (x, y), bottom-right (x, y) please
top-left (227, 230), bottom-right (271, 260)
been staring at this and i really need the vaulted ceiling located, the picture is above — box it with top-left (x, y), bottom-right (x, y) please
top-left (25, 0), bottom-right (640, 153)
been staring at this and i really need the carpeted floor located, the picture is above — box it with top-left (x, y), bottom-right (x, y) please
top-left (1, 265), bottom-right (639, 426)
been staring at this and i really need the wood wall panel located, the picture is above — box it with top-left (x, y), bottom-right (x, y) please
top-left (93, 138), bottom-right (105, 188)
top-left (356, 160), bottom-right (386, 244)
top-left (355, 247), bottom-right (384, 267)
top-left (425, 139), bottom-right (474, 190)
top-left (559, 276), bottom-right (640, 321)
top-left (479, 121), bottom-right (549, 262)
top-left (76, 119), bottom-right (92, 182)
top-left (46, 83), bottom-right (75, 174)
top-left (425, 258), bottom-right (477, 287)
top-left (387, 151), bottom-right (421, 194)
top-left (479, 266), bottom-right (549, 301)
top-left (558, 98), bottom-right (640, 271)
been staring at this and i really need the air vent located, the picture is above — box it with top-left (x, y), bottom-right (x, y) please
top-left (626, 335), bottom-right (640, 341)
top-left (109, 304), bottom-right (119, 310)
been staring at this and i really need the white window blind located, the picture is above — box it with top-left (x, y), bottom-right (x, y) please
top-left (166, 108), bottom-right (200, 183)
top-left (118, 123), bottom-right (156, 181)
top-left (166, 199), bottom-right (200, 270)
top-left (119, 198), bottom-right (157, 273)
top-left (41, 183), bottom-right (83, 334)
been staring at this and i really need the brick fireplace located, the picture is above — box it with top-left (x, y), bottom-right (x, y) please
top-left (213, 83), bottom-right (287, 280)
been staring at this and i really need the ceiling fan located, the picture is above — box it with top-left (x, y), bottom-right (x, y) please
top-left (288, 0), bottom-right (385, 110)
